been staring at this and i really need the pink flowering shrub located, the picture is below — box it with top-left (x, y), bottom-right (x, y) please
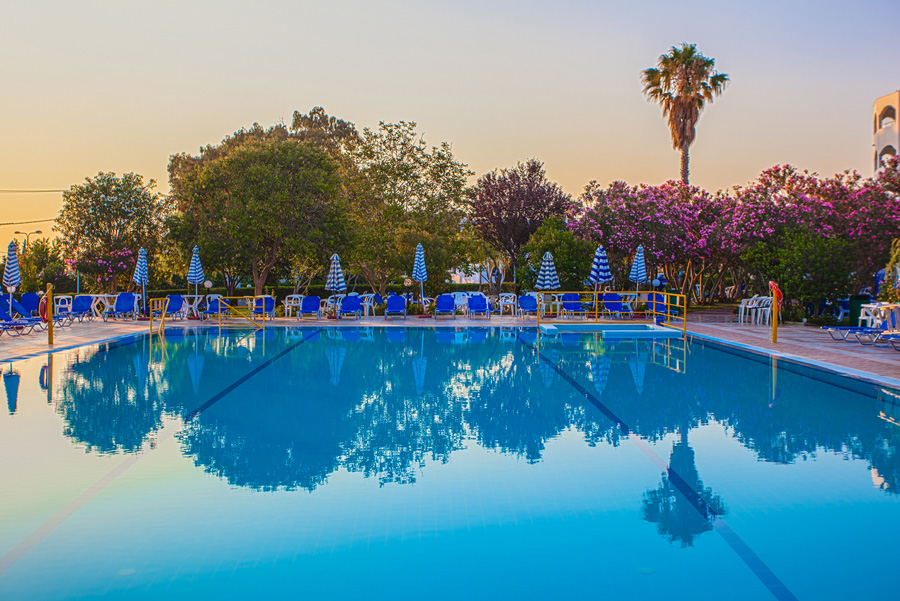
top-left (567, 162), bottom-right (900, 306)
top-left (68, 248), bottom-right (136, 293)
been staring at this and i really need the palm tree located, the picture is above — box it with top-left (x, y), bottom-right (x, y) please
top-left (642, 43), bottom-right (729, 184)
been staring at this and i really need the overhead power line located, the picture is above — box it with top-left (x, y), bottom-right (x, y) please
top-left (0, 218), bottom-right (55, 226)
top-left (0, 189), bottom-right (65, 193)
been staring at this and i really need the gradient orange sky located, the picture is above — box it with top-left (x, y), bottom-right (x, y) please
top-left (1, 0), bottom-right (897, 246)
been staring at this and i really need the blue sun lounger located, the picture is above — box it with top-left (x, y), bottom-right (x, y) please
top-left (299, 296), bottom-right (321, 320)
top-left (102, 293), bottom-right (137, 321)
top-left (434, 294), bottom-right (455, 319)
top-left (518, 295), bottom-right (538, 318)
top-left (468, 295), bottom-right (490, 319)
top-left (339, 296), bottom-right (362, 320)
top-left (384, 295), bottom-right (406, 320)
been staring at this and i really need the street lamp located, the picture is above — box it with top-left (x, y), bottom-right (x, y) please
top-left (14, 230), bottom-right (42, 255)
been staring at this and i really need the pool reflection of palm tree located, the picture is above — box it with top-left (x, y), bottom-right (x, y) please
top-left (642, 429), bottom-right (726, 547)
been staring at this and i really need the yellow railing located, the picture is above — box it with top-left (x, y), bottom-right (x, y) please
top-left (149, 297), bottom-right (169, 335)
top-left (534, 290), bottom-right (687, 334)
top-left (212, 296), bottom-right (264, 329)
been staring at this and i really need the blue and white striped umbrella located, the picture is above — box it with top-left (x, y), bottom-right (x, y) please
top-left (412, 244), bottom-right (427, 282)
top-left (588, 245), bottom-right (613, 285)
top-left (629, 245), bottom-right (648, 290)
top-left (3, 241), bottom-right (20, 290)
top-left (187, 246), bottom-right (204, 285)
top-left (536, 252), bottom-right (560, 290)
top-left (325, 254), bottom-right (347, 292)
top-left (412, 243), bottom-right (427, 305)
top-left (132, 248), bottom-right (149, 286)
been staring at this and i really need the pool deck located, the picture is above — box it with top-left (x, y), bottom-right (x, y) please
top-left (1, 311), bottom-right (898, 384)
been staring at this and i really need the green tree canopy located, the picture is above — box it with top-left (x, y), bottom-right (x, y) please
top-left (55, 172), bottom-right (167, 292)
top-left (519, 216), bottom-right (594, 291)
top-left (344, 121), bottom-right (471, 296)
top-left (168, 136), bottom-right (345, 295)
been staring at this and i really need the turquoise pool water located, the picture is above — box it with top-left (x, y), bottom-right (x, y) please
top-left (0, 326), bottom-right (898, 600)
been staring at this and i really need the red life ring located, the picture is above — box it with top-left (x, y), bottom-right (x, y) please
top-left (38, 296), bottom-right (49, 323)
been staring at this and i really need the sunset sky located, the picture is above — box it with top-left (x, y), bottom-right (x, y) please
top-left (1, 0), bottom-right (897, 245)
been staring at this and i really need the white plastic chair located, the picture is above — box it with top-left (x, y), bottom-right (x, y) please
top-left (737, 295), bottom-right (759, 324)
top-left (450, 292), bottom-right (469, 315)
top-left (283, 294), bottom-right (304, 318)
top-left (755, 297), bottom-right (773, 325)
top-left (498, 293), bottom-right (517, 316)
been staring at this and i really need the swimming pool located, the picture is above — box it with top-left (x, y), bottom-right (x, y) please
top-left (0, 326), bottom-right (898, 600)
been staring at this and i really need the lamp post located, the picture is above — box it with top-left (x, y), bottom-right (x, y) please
top-left (14, 230), bottom-right (41, 255)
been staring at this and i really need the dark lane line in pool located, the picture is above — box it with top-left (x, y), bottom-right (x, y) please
top-left (520, 337), bottom-right (800, 601)
top-left (0, 330), bottom-right (319, 576)
top-left (184, 331), bottom-right (318, 421)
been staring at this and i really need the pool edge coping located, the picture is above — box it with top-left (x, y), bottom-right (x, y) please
top-left (688, 330), bottom-right (900, 390)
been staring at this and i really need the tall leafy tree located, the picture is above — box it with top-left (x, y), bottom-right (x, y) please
top-left (169, 136), bottom-right (344, 295)
top-left (55, 172), bottom-right (167, 292)
top-left (467, 159), bottom-right (570, 292)
top-left (641, 43), bottom-right (729, 184)
top-left (344, 121), bottom-right (471, 295)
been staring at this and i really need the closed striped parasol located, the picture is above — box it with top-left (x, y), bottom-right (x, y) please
top-left (3, 241), bottom-right (20, 291)
top-left (629, 245), bottom-right (648, 291)
top-left (133, 247), bottom-right (149, 314)
top-left (326, 254), bottom-right (347, 292)
top-left (588, 245), bottom-right (613, 286)
top-left (412, 243), bottom-right (427, 304)
top-left (536, 252), bottom-right (560, 291)
top-left (187, 245), bottom-right (204, 295)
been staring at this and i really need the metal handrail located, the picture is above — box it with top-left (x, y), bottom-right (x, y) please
top-left (149, 297), bottom-right (170, 335)
top-left (534, 290), bottom-right (687, 335)
top-left (214, 296), bottom-right (264, 329)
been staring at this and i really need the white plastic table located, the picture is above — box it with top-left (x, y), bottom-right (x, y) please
top-left (182, 295), bottom-right (205, 318)
top-left (91, 294), bottom-right (117, 317)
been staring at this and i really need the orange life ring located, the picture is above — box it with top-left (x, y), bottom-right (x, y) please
top-left (768, 281), bottom-right (783, 308)
top-left (38, 296), bottom-right (48, 323)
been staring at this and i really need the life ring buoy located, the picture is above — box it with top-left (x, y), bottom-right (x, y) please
top-left (38, 296), bottom-right (49, 323)
top-left (768, 281), bottom-right (783, 308)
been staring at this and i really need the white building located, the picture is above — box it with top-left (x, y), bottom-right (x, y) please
top-left (874, 92), bottom-right (899, 170)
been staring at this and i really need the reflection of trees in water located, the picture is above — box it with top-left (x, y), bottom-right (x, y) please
top-left (54, 330), bottom-right (900, 503)
top-left (56, 338), bottom-right (169, 454)
top-left (463, 340), bottom-right (578, 463)
top-left (642, 431), bottom-right (726, 547)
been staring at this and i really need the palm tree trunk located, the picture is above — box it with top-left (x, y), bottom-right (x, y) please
top-left (680, 145), bottom-right (690, 184)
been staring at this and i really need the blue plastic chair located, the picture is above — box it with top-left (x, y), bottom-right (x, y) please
top-left (518, 295), bottom-right (538, 318)
top-left (200, 298), bottom-right (224, 320)
top-left (19, 293), bottom-right (40, 316)
top-left (156, 294), bottom-right (185, 320)
top-left (299, 296), bottom-right (321, 320)
top-left (57, 295), bottom-right (93, 324)
top-left (0, 306), bottom-right (37, 335)
top-left (561, 293), bottom-right (587, 319)
top-left (384, 295), bottom-right (406, 320)
top-left (251, 296), bottom-right (276, 320)
top-left (434, 294), bottom-right (456, 319)
top-left (467, 295), bottom-right (490, 319)
top-left (102, 293), bottom-right (137, 321)
top-left (339, 296), bottom-right (362, 320)
top-left (602, 293), bottom-right (632, 319)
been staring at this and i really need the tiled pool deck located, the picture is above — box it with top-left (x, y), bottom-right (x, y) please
top-left (1, 312), bottom-right (898, 385)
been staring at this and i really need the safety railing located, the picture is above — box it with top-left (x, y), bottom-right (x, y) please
top-left (212, 297), bottom-right (265, 329)
top-left (148, 297), bottom-right (169, 335)
top-left (533, 290), bottom-right (687, 335)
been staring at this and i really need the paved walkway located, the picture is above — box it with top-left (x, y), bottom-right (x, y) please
top-left (1, 313), bottom-right (897, 385)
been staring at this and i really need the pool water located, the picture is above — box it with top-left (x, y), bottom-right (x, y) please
top-left (1, 326), bottom-right (898, 600)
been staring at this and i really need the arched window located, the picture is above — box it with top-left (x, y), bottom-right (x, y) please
top-left (879, 106), bottom-right (896, 129)
top-left (879, 145), bottom-right (896, 166)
